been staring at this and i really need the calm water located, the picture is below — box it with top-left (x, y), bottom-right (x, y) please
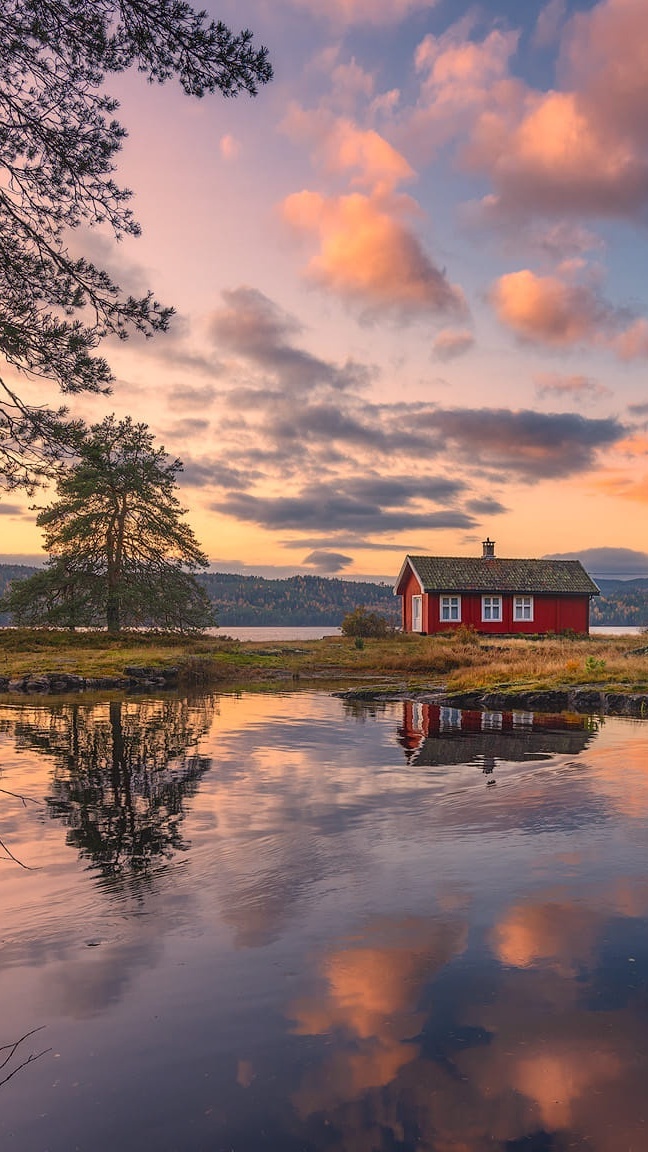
top-left (208, 625), bottom-right (342, 641)
top-left (0, 692), bottom-right (647, 1151)
top-left (212, 626), bottom-right (644, 640)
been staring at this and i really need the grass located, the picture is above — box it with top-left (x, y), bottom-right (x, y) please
top-left (0, 628), bottom-right (647, 695)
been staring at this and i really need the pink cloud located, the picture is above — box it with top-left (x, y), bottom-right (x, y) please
top-left (431, 328), bottom-right (475, 361)
top-left (533, 0), bottom-right (567, 47)
top-left (534, 373), bottom-right (612, 402)
top-left (219, 134), bottom-right (240, 161)
top-left (407, 0), bottom-right (648, 223)
top-left (491, 269), bottom-right (648, 359)
top-left (282, 189), bottom-right (467, 320)
top-left (283, 108), bottom-right (413, 195)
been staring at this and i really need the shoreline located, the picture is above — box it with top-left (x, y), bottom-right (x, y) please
top-left (0, 630), bottom-right (646, 712)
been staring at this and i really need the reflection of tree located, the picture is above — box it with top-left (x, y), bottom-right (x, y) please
top-left (0, 1028), bottom-right (51, 1088)
top-left (2, 696), bottom-right (214, 894)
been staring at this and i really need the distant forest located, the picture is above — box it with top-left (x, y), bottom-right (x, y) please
top-left (0, 565), bottom-right (646, 628)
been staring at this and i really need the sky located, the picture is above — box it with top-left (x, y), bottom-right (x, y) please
top-left (2, 0), bottom-right (648, 581)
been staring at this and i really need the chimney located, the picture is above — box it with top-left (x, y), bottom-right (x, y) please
top-left (482, 537), bottom-right (495, 559)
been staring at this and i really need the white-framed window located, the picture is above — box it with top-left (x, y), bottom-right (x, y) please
top-left (440, 594), bottom-right (461, 622)
top-left (481, 595), bottom-right (502, 622)
top-left (513, 595), bottom-right (534, 622)
top-left (411, 594), bottom-right (423, 632)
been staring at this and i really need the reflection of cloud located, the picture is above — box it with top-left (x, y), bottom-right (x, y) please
top-left (492, 901), bottom-right (600, 973)
top-left (290, 916), bottom-right (467, 1112)
top-left (44, 936), bottom-right (162, 1019)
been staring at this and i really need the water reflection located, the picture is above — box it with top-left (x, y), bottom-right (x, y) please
top-left (1, 696), bottom-right (214, 893)
top-left (398, 700), bottom-right (597, 767)
top-left (0, 692), bottom-right (646, 1152)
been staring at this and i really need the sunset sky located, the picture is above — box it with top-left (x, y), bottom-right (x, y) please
top-left (3, 0), bottom-right (648, 580)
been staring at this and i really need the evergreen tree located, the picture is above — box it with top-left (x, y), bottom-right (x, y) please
top-left (0, 0), bottom-right (271, 489)
top-left (1, 415), bottom-right (215, 632)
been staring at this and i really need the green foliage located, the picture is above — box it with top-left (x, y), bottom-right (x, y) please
top-left (354, 636), bottom-right (365, 650)
top-left (0, 0), bottom-right (271, 489)
top-left (590, 580), bottom-right (648, 627)
top-left (584, 655), bottom-right (607, 674)
top-left (341, 606), bottom-right (393, 638)
top-left (0, 415), bottom-right (214, 633)
top-left (197, 571), bottom-right (400, 626)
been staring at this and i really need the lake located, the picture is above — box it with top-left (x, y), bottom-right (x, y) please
top-left (212, 625), bottom-right (644, 641)
top-left (0, 690), bottom-right (647, 1151)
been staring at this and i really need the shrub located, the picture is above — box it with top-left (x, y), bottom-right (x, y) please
top-left (453, 623), bottom-right (480, 647)
top-left (341, 606), bottom-right (392, 638)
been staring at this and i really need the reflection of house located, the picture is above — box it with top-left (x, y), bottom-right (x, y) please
top-left (395, 539), bottom-right (599, 635)
top-left (397, 701), bottom-right (595, 768)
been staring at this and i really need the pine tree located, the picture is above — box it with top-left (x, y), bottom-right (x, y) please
top-left (0, 1), bottom-right (271, 489)
top-left (1, 415), bottom-right (215, 632)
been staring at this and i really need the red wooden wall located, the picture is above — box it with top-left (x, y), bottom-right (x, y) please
top-left (400, 586), bottom-right (590, 635)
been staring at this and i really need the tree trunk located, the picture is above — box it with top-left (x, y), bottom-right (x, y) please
top-left (106, 594), bottom-right (120, 634)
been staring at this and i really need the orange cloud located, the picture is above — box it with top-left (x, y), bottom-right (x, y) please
top-left (283, 109), bottom-right (413, 194)
top-left (491, 269), bottom-right (648, 358)
top-left (409, 0), bottom-right (648, 223)
top-left (283, 190), bottom-right (467, 320)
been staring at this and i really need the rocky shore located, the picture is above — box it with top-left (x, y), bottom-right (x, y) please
top-left (0, 666), bottom-right (179, 694)
top-left (336, 685), bottom-right (648, 717)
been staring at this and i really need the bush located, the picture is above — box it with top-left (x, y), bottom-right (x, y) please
top-left (453, 623), bottom-right (480, 647)
top-left (341, 606), bottom-right (392, 638)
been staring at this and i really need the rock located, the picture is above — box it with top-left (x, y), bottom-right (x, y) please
top-left (570, 688), bottom-right (605, 713)
top-left (8, 677), bottom-right (26, 692)
top-left (623, 694), bottom-right (648, 717)
top-left (525, 690), bottom-right (570, 712)
top-left (443, 691), bottom-right (484, 710)
top-left (25, 676), bottom-right (51, 692)
top-left (0, 677), bottom-right (10, 692)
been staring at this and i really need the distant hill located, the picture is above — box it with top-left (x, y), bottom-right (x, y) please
top-left (0, 565), bottom-right (646, 628)
top-left (0, 565), bottom-right (400, 627)
top-left (196, 571), bottom-right (400, 626)
top-left (0, 564), bottom-right (40, 624)
top-left (590, 578), bottom-right (648, 628)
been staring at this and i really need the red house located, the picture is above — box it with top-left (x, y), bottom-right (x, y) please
top-left (395, 539), bottom-right (600, 635)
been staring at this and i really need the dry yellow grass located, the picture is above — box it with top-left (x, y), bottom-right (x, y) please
top-left (0, 628), bottom-right (646, 694)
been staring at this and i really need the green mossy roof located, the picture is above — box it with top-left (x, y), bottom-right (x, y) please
top-left (405, 556), bottom-right (600, 595)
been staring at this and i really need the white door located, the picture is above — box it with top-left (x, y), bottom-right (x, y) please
top-left (412, 594), bottom-right (423, 632)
